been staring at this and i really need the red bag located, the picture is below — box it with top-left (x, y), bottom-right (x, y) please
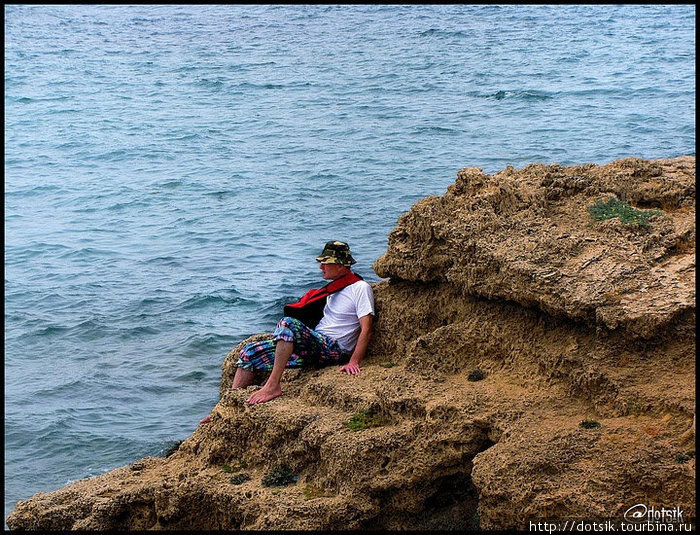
top-left (283, 271), bottom-right (363, 329)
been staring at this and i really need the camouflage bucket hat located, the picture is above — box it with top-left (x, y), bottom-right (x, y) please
top-left (315, 241), bottom-right (356, 265)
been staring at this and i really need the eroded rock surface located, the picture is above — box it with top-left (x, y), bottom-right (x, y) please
top-left (374, 156), bottom-right (695, 339)
top-left (7, 157), bottom-right (695, 530)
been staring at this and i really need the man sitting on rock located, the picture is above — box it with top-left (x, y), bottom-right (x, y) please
top-left (201, 241), bottom-right (374, 418)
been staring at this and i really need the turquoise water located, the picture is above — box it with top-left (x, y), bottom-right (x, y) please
top-left (4, 4), bottom-right (695, 523)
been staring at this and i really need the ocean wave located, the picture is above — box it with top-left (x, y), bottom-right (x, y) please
top-left (5, 184), bottom-right (64, 196)
top-left (139, 256), bottom-right (183, 267)
top-left (141, 384), bottom-right (180, 395)
top-left (31, 379), bottom-right (88, 399)
top-left (235, 81), bottom-right (286, 90)
top-left (12, 95), bottom-right (72, 104)
top-left (117, 325), bottom-right (161, 339)
top-left (419, 28), bottom-right (469, 38)
top-left (412, 125), bottom-right (459, 135)
top-left (5, 243), bottom-right (72, 262)
top-left (57, 247), bottom-right (121, 259)
top-left (19, 325), bottom-right (71, 339)
top-left (106, 200), bottom-right (154, 211)
top-left (163, 133), bottom-right (201, 142)
top-left (178, 293), bottom-right (251, 310)
top-left (195, 77), bottom-right (227, 89)
top-left (174, 370), bottom-right (207, 382)
top-left (479, 90), bottom-right (555, 101)
top-left (182, 332), bottom-right (235, 353)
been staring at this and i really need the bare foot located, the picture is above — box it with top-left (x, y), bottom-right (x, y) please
top-left (199, 415), bottom-right (212, 424)
top-left (246, 385), bottom-right (282, 404)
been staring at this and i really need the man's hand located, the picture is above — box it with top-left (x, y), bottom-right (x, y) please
top-left (339, 362), bottom-right (362, 375)
top-left (339, 314), bottom-right (372, 376)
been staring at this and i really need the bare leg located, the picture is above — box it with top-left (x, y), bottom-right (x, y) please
top-left (246, 340), bottom-right (293, 404)
top-left (232, 367), bottom-right (255, 389)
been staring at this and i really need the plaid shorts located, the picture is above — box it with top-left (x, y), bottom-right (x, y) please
top-left (236, 316), bottom-right (351, 372)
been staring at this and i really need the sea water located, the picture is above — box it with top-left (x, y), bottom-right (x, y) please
top-left (4, 4), bottom-right (695, 524)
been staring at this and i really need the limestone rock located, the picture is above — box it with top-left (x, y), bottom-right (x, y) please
top-left (374, 156), bottom-right (695, 339)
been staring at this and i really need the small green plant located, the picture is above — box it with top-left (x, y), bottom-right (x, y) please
top-left (472, 511), bottom-right (481, 530)
top-left (380, 362), bottom-right (398, 368)
top-left (580, 420), bottom-right (601, 429)
top-left (467, 368), bottom-right (486, 382)
top-left (302, 485), bottom-right (336, 501)
top-left (343, 409), bottom-right (383, 432)
top-left (262, 464), bottom-right (298, 487)
top-left (229, 473), bottom-right (251, 485)
top-left (222, 460), bottom-right (248, 473)
top-left (675, 451), bottom-right (694, 464)
top-left (588, 197), bottom-right (662, 227)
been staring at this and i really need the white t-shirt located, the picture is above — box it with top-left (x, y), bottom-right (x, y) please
top-left (315, 280), bottom-right (375, 352)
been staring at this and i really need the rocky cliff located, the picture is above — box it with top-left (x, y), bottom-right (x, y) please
top-left (7, 156), bottom-right (695, 530)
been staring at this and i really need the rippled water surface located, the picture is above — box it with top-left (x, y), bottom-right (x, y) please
top-left (4, 4), bottom-right (695, 523)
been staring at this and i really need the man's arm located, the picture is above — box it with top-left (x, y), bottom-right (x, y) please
top-left (339, 314), bottom-right (373, 375)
